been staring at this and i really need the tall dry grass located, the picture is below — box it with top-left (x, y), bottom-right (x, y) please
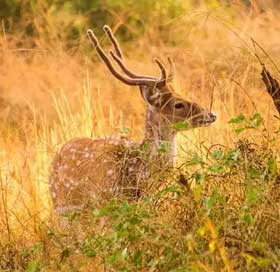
top-left (0, 4), bottom-right (279, 271)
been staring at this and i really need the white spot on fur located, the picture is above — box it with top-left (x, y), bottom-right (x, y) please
top-left (76, 161), bottom-right (81, 166)
top-left (69, 179), bottom-right (75, 184)
top-left (107, 170), bottom-right (113, 176)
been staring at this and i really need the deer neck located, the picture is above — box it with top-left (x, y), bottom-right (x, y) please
top-left (142, 106), bottom-right (177, 166)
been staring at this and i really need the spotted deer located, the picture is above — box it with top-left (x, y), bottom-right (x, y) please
top-left (49, 25), bottom-right (217, 215)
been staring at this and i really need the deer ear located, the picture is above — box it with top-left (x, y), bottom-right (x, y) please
top-left (139, 85), bottom-right (161, 108)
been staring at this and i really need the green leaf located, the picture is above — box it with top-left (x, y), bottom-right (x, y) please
top-left (250, 241), bottom-right (267, 253)
top-left (120, 127), bottom-right (130, 136)
top-left (21, 242), bottom-right (43, 258)
top-left (246, 188), bottom-right (259, 205)
top-left (250, 113), bottom-right (263, 128)
top-left (158, 141), bottom-right (170, 153)
top-left (82, 240), bottom-right (97, 258)
top-left (212, 148), bottom-right (223, 160)
top-left (267, 157), bottom-right (277, 177)
top-left (129, 216), bottom-right (141, 225)
top-left (255, 257), bottom-right (272, 268)
top-left (193, 186), bottom-right (203, 202)
top-left (234, 127), bottom-right (247, 134)
top-left (172, 121), bottom-right (189, 130)
top-left (107, 253), bottom-right (119, 265)
top-left (132, 249), bottom-right (142, 266)
top-left (185, 154), bottom-right (203, 166)
top-left (248, 167), bottom-right (261, 178)
top-left (242, 212), bottom-right (254, 225)
top-left (195, 171), bottom-right (205, 184)
top-left (157, 185), bottom-right (181, 197)
top-left (141, 141), bottom-right (151, 153)
top-left (228, 114), bottom-right (245, 124)
top-left (226, 149), bottom-right (239, 161)
top-left (26, 260), bottom-right (39, 272)
top-left (209, 164), bottom-right (224, 172)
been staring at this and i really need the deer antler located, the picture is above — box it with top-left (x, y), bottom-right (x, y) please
top-left (108, 50), bottom-right (158, 80)
top-left (103, 25), bottom-right (165, 82)
top-left (87, 27), bottom-right (168, 87)
top-left (104, 25), bottom-right (175, 87)
top-left (103, 25), bottom-right (123, 59)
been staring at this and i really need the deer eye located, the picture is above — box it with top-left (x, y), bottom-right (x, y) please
top-left (174, 102), bottom-right (185, 109)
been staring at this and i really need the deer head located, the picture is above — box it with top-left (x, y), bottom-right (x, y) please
top-left (87, 26), bottom-right (216, 137)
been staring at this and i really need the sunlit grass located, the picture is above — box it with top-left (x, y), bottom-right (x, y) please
top-left (0, 3), bottom-right (280, 271)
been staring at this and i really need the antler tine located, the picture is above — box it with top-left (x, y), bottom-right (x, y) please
top-left (104, 25), bottom-right (161, 81)
top-left (103, 25), bottom-right (123, 59)
top-left (109, 50), bottom-right (158, 80)
top-left (154, 58), bottom-right (167, 88)
top-left (87, 29), bottom-right (161, 87)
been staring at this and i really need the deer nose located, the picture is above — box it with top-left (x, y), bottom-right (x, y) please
top-left (209, 112), bottom-right (217, 122)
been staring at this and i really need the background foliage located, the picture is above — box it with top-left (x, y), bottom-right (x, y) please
top-left (0, 0), bottom-right (279, 44)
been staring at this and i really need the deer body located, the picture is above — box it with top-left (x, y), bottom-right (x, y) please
top-left (49, 26), bottom-right (216, 215)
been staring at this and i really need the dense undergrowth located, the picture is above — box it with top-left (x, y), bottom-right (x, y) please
top-left (1, 127), bottom-right (279, 271)
top-left (0, 1), bottom-right (280, 271)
